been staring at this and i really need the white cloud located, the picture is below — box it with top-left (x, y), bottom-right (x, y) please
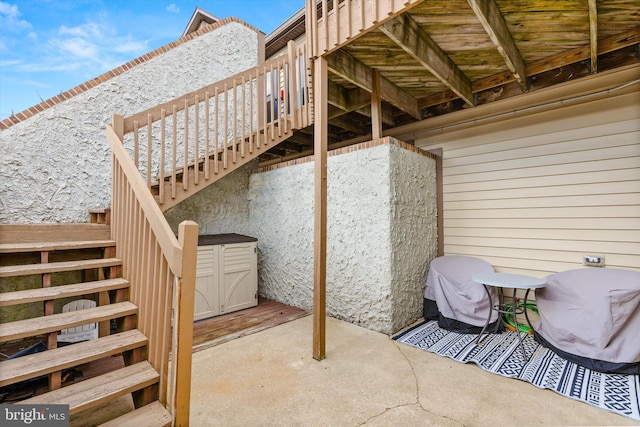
top-left (59, 22), bottom-right (102, 39)
top-left (0, 1), bottom-right (32, 32)
top-left (0, 1), bottom-right (18, 18)
top-left (166, 4), bottom-right (180, 14)
top-left (113, 40), bottom-right (148, 54)
top-left (51, 36), bottom-right (99, 60)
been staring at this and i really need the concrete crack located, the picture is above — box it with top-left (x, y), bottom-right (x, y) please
top-left (355, 341), bottom-right (464, 426)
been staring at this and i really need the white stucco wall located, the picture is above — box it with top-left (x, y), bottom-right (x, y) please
top-left (248, 139), bottom-right (437, 334)
top-left (389, 147), bottom-right (438, 332)
top-left (0, 21), bottom-right (260, 224)
top-left (164, 161), bottom-right (256, 236)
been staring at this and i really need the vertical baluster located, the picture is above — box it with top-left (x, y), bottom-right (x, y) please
top-left (159, 109), bottom-right (165, 204)
top-left (288, 41), bottom-right (297, 131)
top-left (249, 75), bottom-right (254, 154)
top-left (146, 114), bottom-right (152, 187)
top-left (323, 0), bottom-right (329, 52)
top-left (335, 0), bottom-right (340, 47)
top-left (299, 45), bottom-right (305, 126)
top-left (360, 0), bottom-right (365, 32)
top-left (223, 84), bottom-right (228, 169)
top-left (194, 95), bottom-right (199, 185)
top-left (277, 61), bottom-right (283, 138)
top-left (269, 64), bottom-right (275, 142)
top-left (258, 68), bottom-right (265, 149)
top-left (204, 92), bottom-right (210, 180)
top-left (134, 121), bottom-right (139, 169)
top-left (241, 76), bottom-right (246, 158)
top-left (183, 100), bottom-right (189, 190)
top-left (347, 0), bottom-right (353, 40)
top-left (171, 105), bottom-right (177, 199)
top-left (214, 87), bottom-right (219, 174)
top-left (232, 80), bottom-right (237, 164)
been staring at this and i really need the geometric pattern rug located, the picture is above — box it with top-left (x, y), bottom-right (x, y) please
top-left (393, 320), bottom-right (640, 422)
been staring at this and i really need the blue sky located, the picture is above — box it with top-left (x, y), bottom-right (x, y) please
top-left (0, 0), bottom-right (304, 119)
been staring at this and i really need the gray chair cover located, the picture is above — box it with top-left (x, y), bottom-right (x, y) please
top-left (534, 268), bottom-right (640, 374)
top-left (424, 256), bottom-right (499, 329)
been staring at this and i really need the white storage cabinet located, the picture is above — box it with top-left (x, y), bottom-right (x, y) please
top-left (194, 234), bottom-right (258, 321)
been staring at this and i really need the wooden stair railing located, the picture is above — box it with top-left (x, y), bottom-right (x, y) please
top-left (108, 116), bottom-right (198, 426)
top-left (0, 234), bottom-right (172, 425)
top-left (120, 40), bottom-right (312, 212)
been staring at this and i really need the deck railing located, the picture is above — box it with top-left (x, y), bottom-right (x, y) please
top-left (120, 41), bottom-right (311, 207)
top-left (107, 116), bottom-right (197, 426)
top-left (306, 0), bottom-right (422, 57)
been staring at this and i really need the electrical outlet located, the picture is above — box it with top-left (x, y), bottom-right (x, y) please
top-left (583, 255), bottom-right (605, 267)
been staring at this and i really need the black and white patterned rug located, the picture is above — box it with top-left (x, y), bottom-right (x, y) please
top-left (393, 320), bottom-right (640, 422)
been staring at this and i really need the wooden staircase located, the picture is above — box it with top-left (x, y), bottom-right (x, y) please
top-left (117, 40), bottom-right (313, 212)
top-left (0, 225), bottom-right (172, 426)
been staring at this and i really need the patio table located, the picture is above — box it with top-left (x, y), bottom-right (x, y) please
top-left (472, 272), bottom-right (547, 359)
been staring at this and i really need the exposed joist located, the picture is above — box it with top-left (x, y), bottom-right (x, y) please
top-left (380, 13), bottom-right (475, 106)
top-left (327, 49), bottom-right (421, 119)
top-left (467, 0), bottom-right (528, 91)
top-left (329, 116), bottom-right (367, 134)
top-left (328, 80), bottom-right (350, 111)
top-left (588, 0), bottom-right (598, 73)
top-left (418, 27), bottom-right (640, 110)
top-left (355, 104), bottom-right (396, 127)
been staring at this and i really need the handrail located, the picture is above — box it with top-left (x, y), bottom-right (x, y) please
top-left (107, 117), bottom-right (197, 426)
top-left (119, 40), bottom-right (311, 207)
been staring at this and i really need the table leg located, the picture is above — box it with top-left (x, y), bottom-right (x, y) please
top-left (523, 288), bottom-right (534, 332)
top-left (475, 284), bottom-right (493, 345)
top-left (512, 288), bottom-right (527, 359)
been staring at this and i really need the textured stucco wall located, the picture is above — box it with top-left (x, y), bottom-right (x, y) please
top-left (248, 139), bottom-right (437, 333)
top-left (164, 161), bottom-right (256, 236)
top-left (0, 22), bottom-right (260, 224)
top-left (389, 146), bottom-right (438, 332)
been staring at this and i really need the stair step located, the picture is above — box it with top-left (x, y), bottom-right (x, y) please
top-left (99, 401), bottom-right (172, 427)
top-left (0, 301), bottom-right (137, 342)
top-left (0, 329), bottom-right (147, 387)
top-left (21, 361), bottom-right (159, 416)
top-left (0, 239), bottom-right (116, 254)
top-left (0, 278), bottom-right (129, 307)
top-left (0, 257), bottom-right (122, 278)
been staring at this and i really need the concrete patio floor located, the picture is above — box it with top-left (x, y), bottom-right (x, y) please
top-left (189, 315), bottom-right (637, 426)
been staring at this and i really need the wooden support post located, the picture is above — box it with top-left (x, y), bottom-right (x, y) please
top-left (42, 251), bottom-right (61, 390)
top-left (173, 220), bottom-right (198, 427)
top-left (313, 56), bottom-right (328, 361)
top-left (371, 68), bottom-right (382, 140)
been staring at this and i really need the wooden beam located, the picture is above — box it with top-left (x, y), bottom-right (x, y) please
top-left (327, 49), bottom-right (421, 119)
top-left (467, 0), bottom-right (527, 91)
top-left (371, 69), bottom-right (382, 139)
top-left (328, 88), bottom-right (370, 120)
top-left (418, 27), bottom-right (640, 110)
top-left (313, 56), bottom-right (328, 361)
top-left (588, 0), bottom-right (598, 73)
top-left (355, 104), bottom-right (396, 127)
top-left (327, 80), bottom-right (350, 111)
top-left (380, 13), bottom-right (474, 106)
top-left (329, 116), bottom-right (367, 134)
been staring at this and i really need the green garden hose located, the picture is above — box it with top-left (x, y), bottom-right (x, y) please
top-left (501, 300), bottom-right (538, 334)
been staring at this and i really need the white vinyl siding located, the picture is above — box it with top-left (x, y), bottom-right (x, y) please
top-left (417, 90), bottom-right (640, 276)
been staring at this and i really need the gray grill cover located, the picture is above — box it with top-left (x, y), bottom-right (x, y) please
top-left (424, 256), bottom-right (499, 326)
top-left (535, 268), bottom-right (640, 364)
